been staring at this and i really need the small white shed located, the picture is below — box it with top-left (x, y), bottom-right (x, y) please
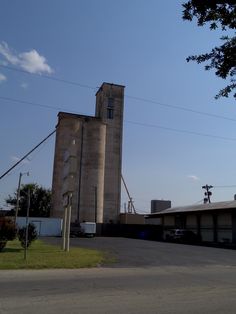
top-left (16, 217), bottom-right (62, 236)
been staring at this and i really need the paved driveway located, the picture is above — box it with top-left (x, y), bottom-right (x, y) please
top-left (1, 237), bottom-right (236, 314)
top-left (45, 236), bottom-right (236, 267)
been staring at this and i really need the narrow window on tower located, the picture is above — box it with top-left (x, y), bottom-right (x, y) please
top-left (107, 98), bottom-right (114, 119)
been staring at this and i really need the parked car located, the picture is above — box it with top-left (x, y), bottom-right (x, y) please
top-left (165, 229), bottom-right (201, 243)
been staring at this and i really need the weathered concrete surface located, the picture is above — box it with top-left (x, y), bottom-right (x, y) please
top-left (1, 238), bottom-right (236, 314)
top-left (95, 83), bottom-right (124, 223)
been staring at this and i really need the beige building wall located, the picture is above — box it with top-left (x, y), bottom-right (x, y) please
top-left (120, 213), bottom-right (145, 225)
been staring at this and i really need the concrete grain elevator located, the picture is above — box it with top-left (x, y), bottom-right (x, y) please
top-left (51, 83), bottom-right (124, 223)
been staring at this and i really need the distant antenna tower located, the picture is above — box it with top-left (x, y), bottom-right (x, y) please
top-left (202, 184), bottom-right (213, 203)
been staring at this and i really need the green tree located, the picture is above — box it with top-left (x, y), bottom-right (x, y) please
top-left (0, 217), bottom-right (17, 251)
top-left (6, 183), bottom-right (51, 217)
top-left (18, 223), bottom-right (38, 248)
top-left (182, 1), bottom-right (236, 99)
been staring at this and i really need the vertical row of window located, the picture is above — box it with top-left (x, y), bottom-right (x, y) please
top-left (107, 97), bottom-right (114, 119)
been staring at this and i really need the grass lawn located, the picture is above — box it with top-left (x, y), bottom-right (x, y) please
top-left (0, 239), bottom-right (113, 269)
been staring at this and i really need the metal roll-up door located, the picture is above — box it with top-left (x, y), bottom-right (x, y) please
top-left (200, 214), bottom-right (214, 242)
top-left (163, 215), bottom-right (175, 227)
top-left (217, 213), bottom-right (232, 243)
top-left (186, 214), bottom-right (197, 232)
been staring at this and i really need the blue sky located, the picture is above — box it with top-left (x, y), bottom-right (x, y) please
top-left (0, 1), bottom-right (235, 213)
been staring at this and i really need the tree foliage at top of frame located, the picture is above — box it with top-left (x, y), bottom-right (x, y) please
top-left (182, 1), bottom-right (236, 99)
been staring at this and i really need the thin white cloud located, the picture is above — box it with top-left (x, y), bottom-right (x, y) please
top-left (0, 41), bottom-right (53, 74)
top-left (187, 175), bottom-right (200, 181)
top-left (0, 42), bottom-right (19, 65)
top-left (11, 155), bottom-right (30, 164)
top-left (0, 73), bottom-right (6, 83)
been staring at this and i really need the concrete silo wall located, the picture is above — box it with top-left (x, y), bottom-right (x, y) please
top-left (79, 119), bottom-right (106, 223)
top-left (52, 113), bottom-right (83, 221)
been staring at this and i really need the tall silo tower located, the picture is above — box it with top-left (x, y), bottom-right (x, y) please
top-left (95, 83), bottom-right (125, 223)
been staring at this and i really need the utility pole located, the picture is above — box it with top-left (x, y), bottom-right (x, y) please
top-left (202, 184), bottom-right (213, 203)
top-left (15, 172), bottom-right (29, 225)
top-left (65, 194), bottom-right (72, 252)
top-left (62, 193), bottom-right (72, 252)
top-left (94, 186), bottom-right (97, 223)
top-left (62, 206), bottom-right (67, 251)
top-left (24, 187), bottom-right (30, 260)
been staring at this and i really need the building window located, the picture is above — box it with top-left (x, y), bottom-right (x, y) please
top-left (107, 98), bottom-right (114, 119)
top-left (107, 108), bottom-right (114, 119)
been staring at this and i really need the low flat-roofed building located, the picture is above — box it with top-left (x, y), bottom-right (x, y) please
top-left (145, 200), bottom-right (236, 244)
top-left (120, 213), bottom-right (145, 225)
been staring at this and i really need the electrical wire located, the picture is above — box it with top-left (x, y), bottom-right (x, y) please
top-left (126, 94), bottom-right (236, 123)
top-left (192, 199), bottom-right (204, 205)
top-left (0, 64), bottom-right (97, 90)
top-left (0, 95), bottom-right (89, 116)
top-left (213, 185), bottom-right (236, 188)
top-left (1, 64), bottom-right (236, 123)
top-left (0, 95), bottom-right (64, 111)
top-left (0, 129), bottom-right (56, 180)
top-left (125, 120), bottom-right (236, 142)
top-left (1, 95), bottom-right (236, 142)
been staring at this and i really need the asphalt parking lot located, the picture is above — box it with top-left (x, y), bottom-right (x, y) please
top-left (45, 236), bottom-right (236, 267)
top-left (2, 237), bottom-right (236, 314)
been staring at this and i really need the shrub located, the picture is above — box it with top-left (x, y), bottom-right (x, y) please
top-left (18, 223), bottom-right (38, 248)
top-left (0, 217), bottom-right (17, 251)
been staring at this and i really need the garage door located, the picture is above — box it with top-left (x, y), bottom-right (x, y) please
top-left (200, 214), bottom-right (214, 242)
top-left (186, 214), bottom-right (197, 228)
top-left (163, 216), bottom-right (175, 227)
top-left (217, 213), bottom-right (232, 243)
top-left (217, 213), bottom-right (232, 227)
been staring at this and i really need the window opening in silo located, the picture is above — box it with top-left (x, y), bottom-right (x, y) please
top-left (107, 98), bottom-right (114, 119)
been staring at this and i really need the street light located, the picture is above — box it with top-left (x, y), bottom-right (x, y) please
top-left (15, 171), bottom-right (29, 225)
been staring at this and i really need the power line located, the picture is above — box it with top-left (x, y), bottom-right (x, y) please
top-left (1, 64), bottom-right (236, 123)
top-left (0, 129), bottom-right (56, 180)
top-left (126, 94), bottom-right (236, 123)
top-left (0, 95), bottom-right (88, 115)
top-left (0, 64), bottom-right (97, 90)
top-left (0, 95), bottom-right (64, 111)
top-left (125, 120), bottom-right (236, 142)
top-left (3, 133), bottom-right (55, 180)
top-left (192, 199), bottom-right (204, 205)
top-left (1, 95), bottom-right (236, 142)
top-left (214, 185), bottom-right (236, 188)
